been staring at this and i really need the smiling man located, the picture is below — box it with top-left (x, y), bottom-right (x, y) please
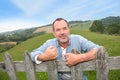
top-left (31, 18), bottom-right (100, 80)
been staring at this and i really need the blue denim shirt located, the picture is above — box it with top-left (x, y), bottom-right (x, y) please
top-left (30, 34), bottom-right (99, 80)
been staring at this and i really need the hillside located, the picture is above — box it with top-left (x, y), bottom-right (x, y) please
top-left (34, 26), bottom-right (52, 33)
top-left (0, 16), bottom-right (119, 43)
top-left (34, 21), bottom-right (92, 33)
top-left (0, 16), bottom-right (120, 80)
top-left (0, 26), bottom-right (120, 61)
top-left (0, 16), bottom-right (120, 61)
top-left (101, 16), bottom-right (120, 27)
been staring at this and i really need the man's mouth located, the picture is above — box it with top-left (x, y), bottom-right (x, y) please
top-left (60, 36), bottom-right (66, 39)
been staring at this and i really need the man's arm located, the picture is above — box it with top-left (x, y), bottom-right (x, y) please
top-left (64, 48), bottom-right (98, 67)
top-left (37, 46), bottom-right (58, 61)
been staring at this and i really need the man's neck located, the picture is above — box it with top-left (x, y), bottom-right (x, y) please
top-left (59, 41), bottom-right (69, 49)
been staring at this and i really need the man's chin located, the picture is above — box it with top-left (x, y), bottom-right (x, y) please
top-left (59, 40), bottom-right (68, 44)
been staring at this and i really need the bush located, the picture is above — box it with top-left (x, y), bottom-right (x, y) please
top-left (89, 20), bottom-right (105, 33)
top-left (106, 23), bottom-right (120, 34)
top-left (0, 44), bottom-right (15, 53)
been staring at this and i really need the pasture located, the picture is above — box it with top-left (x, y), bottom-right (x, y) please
top-left (0, 23), bottom-right (120, 80)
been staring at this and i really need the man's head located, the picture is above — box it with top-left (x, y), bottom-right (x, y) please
top-left (52, 18), bottom-right (70, 44)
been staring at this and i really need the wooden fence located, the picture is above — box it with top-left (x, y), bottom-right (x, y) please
top-left (0, 46), bottom-right (120, 80)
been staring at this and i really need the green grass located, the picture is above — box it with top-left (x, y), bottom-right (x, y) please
top-left (70, 27), bottom-right (120, 56)
top-left (0, 72), bottom-right (48, 80)
top-left (0, 25), bottom-right (120, 80)
top-left (0, 33), bottom-right (54, 61)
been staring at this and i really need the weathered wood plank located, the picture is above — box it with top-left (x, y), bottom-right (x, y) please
top-left (46, 60), bottom-right (58, 80)
top-left (4, 52), bottom-right (17, 80)
top-left (108, 56), bottom-right (120, 70)
top-left (24, 52), bottom-right (36, 80)
top-left (71, 64), bottom-right (83, 80)
top-left (0, 47), bottom-right (120, 80)
top-left (70, 49), bottom-right (83, 80)
top-left (96, 47), bottom-right (109, 80)
top-left (0, 56), bottom-right (120, 72)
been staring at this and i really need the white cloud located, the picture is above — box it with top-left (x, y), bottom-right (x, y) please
top-left (79, 1), bottom-right (119, 20)
top-left (0, 19), bottom-right (43, 33)
top-left (1, 0), bottom-right (119, 33)
top-left (46, 0), bottom-right (120, 21)
top-left (46, 0), bottom-right (89, 21)
top-left (10, 0), bottom-right (56, 16)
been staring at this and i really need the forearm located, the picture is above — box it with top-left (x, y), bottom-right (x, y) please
top-left (34, 53), bottom-right (49, 64)
top-left (37, 53), bottom-right (49, 61)
top-left (77, 48), bottom-right (98, 63)
top-left (37, 46), bottom-right (58, 61)
top-left (84, 48), bottom-right (98, 61)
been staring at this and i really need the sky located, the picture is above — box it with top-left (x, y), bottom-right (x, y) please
top-left (0, 0), bottom-right (120, 33)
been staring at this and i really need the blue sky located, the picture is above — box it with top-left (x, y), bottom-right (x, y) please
top-left (0, 0), bottom-right (120, 33)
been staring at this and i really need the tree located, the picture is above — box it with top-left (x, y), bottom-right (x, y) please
top-left (106, 23), bottom-right (120, 34)
top-left (89, 20), bottom-right (105, 33)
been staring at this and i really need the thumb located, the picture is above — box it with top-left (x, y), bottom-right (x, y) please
top-left (64, 54), bottom-right (69, 58)
top-left (49, 46), bottom-right (55, 49)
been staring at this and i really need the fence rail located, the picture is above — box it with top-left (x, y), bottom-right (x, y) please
top-left (0, 46), bottom-right (120, 80)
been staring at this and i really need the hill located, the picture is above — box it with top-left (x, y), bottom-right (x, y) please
top-left (0, 16), bottom-right (119, 43)
top-left (34, 21), bottom-right (93, 33)
top-left (0, 16), bottom-right (120, 80)
top-left (34, 26), bottom-right (52, 33)
top-left (0, 26), bottom-right (120, 61)
top-left (0, 16), bottom-right (120, 61)
top-left (101, 16), bottom-right (120, 27)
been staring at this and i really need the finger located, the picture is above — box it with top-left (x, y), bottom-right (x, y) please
top-left (54, 52), bottom-right (58, 56)
top-left (66, 62), bottom-right (68, 65)
top-left (64, 54), bottom-right (68, 57)
top-left (48, 46), bottom-right (55, 49)
top-left (49, 46), bottom-right (53, 49)
top-left (53, 56), bottom-right (57, 59)
top-left (50, 46), bottom-right (57, 52)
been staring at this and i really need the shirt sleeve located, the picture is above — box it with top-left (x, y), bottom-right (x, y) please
top-left (35, 55), bottom-right (42, 64)
top-left (30, 39), bottom-right (56, 63)
top-left (30, 42), bottom-right (48, 62)
top-left (76, 35), bottom-right (100, 52)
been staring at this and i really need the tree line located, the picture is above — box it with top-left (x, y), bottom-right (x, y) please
top-left (89, 16), bottom-right (120, 35)
top-left (0, 28), bottom-right (45, 42)
top-left (0, 27), bottom-right (45, 53)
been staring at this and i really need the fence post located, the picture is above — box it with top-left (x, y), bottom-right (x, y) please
top-left (24, 51), bottom-right (36, 80)
top-left (96, 46), bottom-right (109, 80)
top-left (71, 49), bottom-right (83, 80)
top-left (4, 52), bottom-right (17, 80)
top-left (71, 64), bottom-right (83, 80)
top-left (46, 60), bottom-right (58, 80)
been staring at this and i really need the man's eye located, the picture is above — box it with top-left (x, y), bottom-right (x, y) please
top-left (63, 27), bottom-right (68, 30)
top-left (56, 29), bottom-right (60, 31)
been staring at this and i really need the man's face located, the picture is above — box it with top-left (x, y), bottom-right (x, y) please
top-left (53, 20), bottom-right (70, 43)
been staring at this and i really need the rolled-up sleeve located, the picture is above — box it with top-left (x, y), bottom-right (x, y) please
top-left (30, 39), bottom-right (57, 62)
top-left (35, 55), bottom-right (42, 64)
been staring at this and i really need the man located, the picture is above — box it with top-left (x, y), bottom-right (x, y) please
top-left (31, 18), bottom-right (99, 80)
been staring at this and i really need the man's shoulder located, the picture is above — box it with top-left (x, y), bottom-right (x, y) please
top-left (46, 38), bottom-right (57, 43)
top-left (70, 34), bottom-right (86, 41)
top-left (70, 34), bottom-right (83, 38)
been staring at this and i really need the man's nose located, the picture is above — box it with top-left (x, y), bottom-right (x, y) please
top-left (60, 29), bottom-right (64, 34)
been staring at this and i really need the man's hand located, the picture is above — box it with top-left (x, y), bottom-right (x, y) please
top-left (64, 53), bottom-right (83, 67)
top-left (44, 46), bottom-right (58, 60)
top-left (64, 48), bottom-right (98, 67)
top-left (38, 46), bottom-right (58, 61)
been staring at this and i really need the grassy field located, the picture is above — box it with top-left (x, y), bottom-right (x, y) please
top-left (0, 24), bottom-right (120, 80)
